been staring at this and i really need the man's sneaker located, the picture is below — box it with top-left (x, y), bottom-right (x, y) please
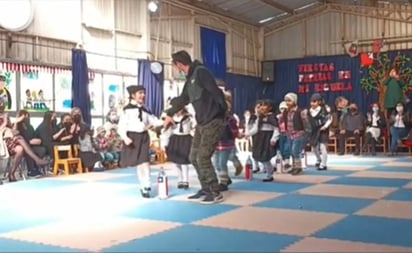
top-left (140, 187), bottom-right (151, 198)
top-left (28, 170), bottom-right (42, 178)
top-left (188, 190), bottom-right (207, 199)
top-left (291, 168), bottom-right (303, 176)
top-left (200, 192), bottom-right (224, 204)
top-left (218, 184), bottom-right (228, 192)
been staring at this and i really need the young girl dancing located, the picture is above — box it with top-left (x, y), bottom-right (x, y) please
top-left (246, 99), bottom-right (279, 182)
top-left (160, 107), bottom-right (195, 189)
top-left (118, 85), bottom-right (163, 198)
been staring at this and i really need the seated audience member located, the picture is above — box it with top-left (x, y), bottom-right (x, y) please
top-left (389, 102), bottom-right (411, 156)
top-left (71, 108), bottom-right (103, 170)
top-left (330, 96), bottom-right (350, 135)
top-left (94, 126), bottom-right (119, 166)
top-left (35, 111), bottom-right (60, 157)
top-left (15, 110), bottom-right (46, 177)
top-left (55, 113), bottom-right (74, 144)
top-left (337, 103), bottom-right (365, 156)
top-left (104, 109), bottom-right (119, 133)
top-left (0, 98), bottom-right (49, 182)
top-left (363, 103), bottom-right (386, 155)
top-left (107, 125), bottom-right (122, 165)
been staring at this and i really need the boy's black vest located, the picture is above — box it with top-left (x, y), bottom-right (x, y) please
top-left (220, 116), bottom-right (235, 143)
top-left (308, 106), bottom-right (328, 129)
top-left (283, 108), bottom-right (304, 131)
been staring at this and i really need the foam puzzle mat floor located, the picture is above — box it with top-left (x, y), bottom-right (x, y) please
top-left (1, 153), bottom-right (412, 252)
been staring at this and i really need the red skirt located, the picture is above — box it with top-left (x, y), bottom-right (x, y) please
top-left (5, 137), bottom-right (19, 156)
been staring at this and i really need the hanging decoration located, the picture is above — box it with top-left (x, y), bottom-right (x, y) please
top-left (344, 40), bottom-right (359, 58)
top-left (360, 52), bottom-right (374, 67)
top-left (360, 52), bottom-right (412, 109)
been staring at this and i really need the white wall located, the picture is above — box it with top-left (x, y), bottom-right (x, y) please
top-left (151, 2), bottom-right (263, 79)
top-left (0, 0), bottom-right (150, 75)
top-left (264, 3), bottom-right (412, 60)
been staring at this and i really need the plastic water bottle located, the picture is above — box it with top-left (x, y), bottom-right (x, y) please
top-left (275, 151), bottom-right (283, 173)
top-left (300, 151), bottom-right (307, 169)
top-left (157, 167), bottom-right (168, 200)
top-left (245, 156), bottom-right (253, 181)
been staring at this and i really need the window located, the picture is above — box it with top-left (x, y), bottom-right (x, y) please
top-left (0, 71), bottom-right (17, 111)
top-left (103, 74), bottom-right (124, 117)
top-left (55, 72), bottom-right (72, 113)
top-left (20, 72), bottom-right (53, 112)
top-left (89, 73), bottom-right (103, 117)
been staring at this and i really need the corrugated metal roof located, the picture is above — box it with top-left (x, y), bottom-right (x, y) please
top-left (188, 0), bottom-right (412, 26)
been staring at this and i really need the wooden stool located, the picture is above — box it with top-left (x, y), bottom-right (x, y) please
top-left (53, 145), bottom-right (84, 175)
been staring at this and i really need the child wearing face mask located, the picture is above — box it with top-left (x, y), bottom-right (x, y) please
top-left (389, 102), bottom-right (411, 156)
top-left (364, 104), bottom-right (386, 155)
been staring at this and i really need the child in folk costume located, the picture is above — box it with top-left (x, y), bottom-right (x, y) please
top-left (307, 93), bottom-right (332, 171)
top-left (282, 92), bottom-right (311, 176)
top-left (118, 85), bottom-right (163, 198)
top-left (246, 99), bottom-right (279, 182)
top-left (277, 101), bottom-right (291, 171)
top-left (363, 103), bottom-right (386, 155)
top-left (212, 92), bottom-right (241, 191)
top-left (160, 107), bottom-right (195, 189)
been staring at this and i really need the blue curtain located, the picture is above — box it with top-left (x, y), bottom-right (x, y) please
top-left (138, 59), bottom-right (164, 116)
top-left (71, 49), bottom-right (91, 125)
top-left (200, 27), bottom-right (227, 80)
top-left (226, 73), bottom-right (274, 117)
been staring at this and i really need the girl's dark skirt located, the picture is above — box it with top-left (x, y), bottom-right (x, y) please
top-left (252, 130), bottom-right (276, 162)
top-left (120, 131), bottom-right (150, 167)
top-left (166, 134), bottom-right (192, 165)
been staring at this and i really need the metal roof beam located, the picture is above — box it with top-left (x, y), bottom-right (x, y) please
top-left (258, 0), bottom-right (294, 14)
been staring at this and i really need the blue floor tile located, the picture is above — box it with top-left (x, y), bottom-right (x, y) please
top-left (385, 189), bottom-right (412, 202)
top-left (327, 177), bottom-right (409, 188)
top-left (302, 169), bottom-right (354, 176)
top-left (102, 224), bottom-right (301, 253)
top-left (327, 160), bottom-right (383, 166)
top-left (254, 194), bottom-right (374, 214)
top-left (1, 179), bottom-right (83, 190)
top-left (120, 200), bottom-right (237, 223)
top-left (105, 167), bottom-right (136, 174)
top-left (370, 167), bottom-right (412, 173)
top-left (315, 215), bottom-right (412, 247)
top-left (98, 175), bottom-right (178, 185)
top-left (231, 180), bottom-right (311, 193)
top-left (0, 238), bottom-right (79, 253)
top-left (0, 210), bottom-right (58, 234)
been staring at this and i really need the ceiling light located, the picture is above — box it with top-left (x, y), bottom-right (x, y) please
top-left (259, 16), bottom-right (275, 24)
top-left (148, 1), bottom-right (158, 12)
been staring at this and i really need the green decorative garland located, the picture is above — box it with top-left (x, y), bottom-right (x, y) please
top-left (360, 52), bottom-right (412, 94)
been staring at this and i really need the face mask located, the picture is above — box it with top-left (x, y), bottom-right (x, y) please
top-left (396, 106), bottom-right (403, 112)
top-left (372, 107), bottom-right (379, 113)
top-left (73, 114), bottom-right (81, 124)
top-left (342, 107), bottom-right (348, 113)
top-left (179, 71), bottom-right (186, 78)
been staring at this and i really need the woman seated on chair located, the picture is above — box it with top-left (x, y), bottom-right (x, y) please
top-left (0, 98), bottom-right (49, 182)
top-left (70, 107), bottom-right (103, 171)
top-left (388, 102), bottom-right (411, 156)
top-left (15, 110), bottom-right (47, 177)
top-left (35, 111), bottom-right (63, 159)
top-left (363, 103), bottom-right (386, 156)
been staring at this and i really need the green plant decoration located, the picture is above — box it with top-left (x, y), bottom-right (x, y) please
top-left (4, 71), bottom-right (12, 89)
top-left (360, 52), bottom-right (412, 109)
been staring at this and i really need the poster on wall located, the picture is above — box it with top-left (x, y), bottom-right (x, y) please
top-left (89, 73), bottom-right (103, 116)
top-left (55, 73), bottom-right (72, 112)
top-left (21, 72), bottom-right (53, 112)
top-left (104, 75), bottom-right (128, 116)
top-left (0, 71), bottom-right (17, 111)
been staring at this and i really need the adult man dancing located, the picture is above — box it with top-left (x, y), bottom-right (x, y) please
top-left (163, 50), bottom-right (227, 204)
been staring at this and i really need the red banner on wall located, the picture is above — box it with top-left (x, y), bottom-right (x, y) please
top-left (297, 63), bottom-right (353, 94)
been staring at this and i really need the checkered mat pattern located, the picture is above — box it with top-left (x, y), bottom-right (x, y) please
top-left (1, 154), bottom-right (412, 252)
